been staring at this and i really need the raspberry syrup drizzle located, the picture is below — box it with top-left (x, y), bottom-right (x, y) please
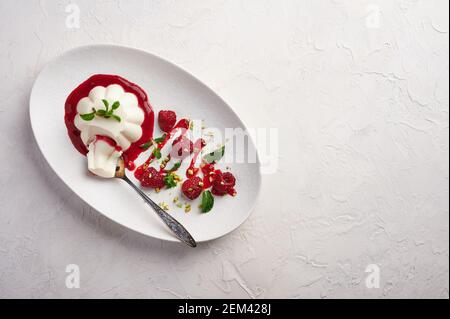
top-left (94, 135), bottom-right (122, 152)
top-left (64, 74), bottom-right (154, 170)
top-left (184, 140), bottom-right (227, 190)
top-left (185, 139), bottom-right (206, 175)
top-left (134, 119), bottom-right (189, 180)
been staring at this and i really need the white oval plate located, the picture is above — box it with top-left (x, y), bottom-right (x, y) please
top-left (30, 45), bottom-right (261, 243)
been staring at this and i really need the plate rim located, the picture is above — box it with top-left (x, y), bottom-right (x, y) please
top-left (29, 44), bottom-right (262, 243)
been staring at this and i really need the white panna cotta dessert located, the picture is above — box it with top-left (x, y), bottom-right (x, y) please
top-left (74, 84), bottom-right (145, 178)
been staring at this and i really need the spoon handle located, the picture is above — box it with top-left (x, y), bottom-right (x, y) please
top-left (121, 175), bottom-right (197, 247)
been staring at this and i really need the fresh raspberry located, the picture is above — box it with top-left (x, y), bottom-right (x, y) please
top-left (140, 167), bottom-right (165, 189)
top-left (222, 172), bottom-right (236, 188)
top-left (181, 176), bottom-right (203, 200)
top-left (171, 135), bottom-right (194, 158)
top-left (177, 118), bottom-right (190, 130)
top-left (158, 110), bottom-right (177, 132)
top-left (212, 171), bottom-right (236, 196)
top-left (211, 187), bottom-right (226, 196)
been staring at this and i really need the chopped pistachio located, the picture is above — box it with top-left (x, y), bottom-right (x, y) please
top-left (158, 202), bottom-right (169, 211)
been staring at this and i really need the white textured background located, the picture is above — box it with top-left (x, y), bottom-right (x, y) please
top-left (0, 0), bottom-right (448, 298)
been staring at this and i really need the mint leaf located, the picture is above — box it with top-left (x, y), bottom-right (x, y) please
top-left (111, 114), bottom-right (121, 122)
top-left (140, 134), bottom-right (166, 150)
top-left (153, 134), bottom-right (166, 143)
top-left (96, 109), bottom-right (107, 116)
top-left (153, 148), bottom-right (162, 159)
top-left (140, 141), bottom-right (152, 150)
top-left (168, 161), bottom-right (181, 171)
top-left (111, 101), bottom-right (120, 110)
top-left (102, 99), bottom-right (109, 111)
top-left (203, 146), bottom-right (225, 164)
top-left (80, 112), bottom-right (95, 121)
top-left (200, 190), bottom-right (214, 213)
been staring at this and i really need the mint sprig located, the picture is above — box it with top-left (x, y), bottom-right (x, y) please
top-left (80, 100), bottom-right (121, 122)
top-left (164, 172), bottom-right (178, 189)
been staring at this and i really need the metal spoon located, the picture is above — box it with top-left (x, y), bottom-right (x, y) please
top-left (115, 157), bottom-right (197, 247)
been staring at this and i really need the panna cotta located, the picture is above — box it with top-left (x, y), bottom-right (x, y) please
top-left (86, 136), bottom-right (123, 178)
top-left (65, 74), bottom-right (154, 177)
